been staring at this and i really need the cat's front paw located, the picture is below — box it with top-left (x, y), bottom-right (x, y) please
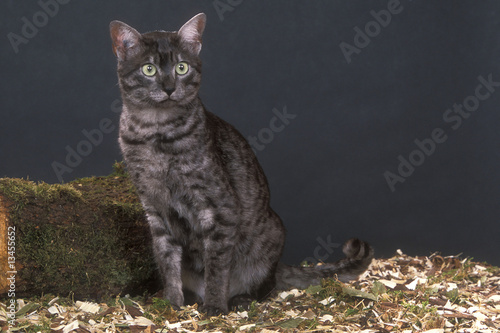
top-left (200, 304), bottom-right (228, 316)
top-left (163, 289), bottom-right (184, 311)
top-left (170, 303), bottom-right (181, 311)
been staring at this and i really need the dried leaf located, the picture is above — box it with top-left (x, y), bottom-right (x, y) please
top-left (342, 286), bottom-right (377, 301)
top-left (305, 285), bottom-right (323, 295)
top-left (371, 280), bottom-right (387, 296)
top-left (96, 306), bottom-right (116, 317)
top-left (301, 310), bottom-right (316, 319)
top-left (125, 305), bottom-right (143, 318)
top-left (15, 303), bottom-right (39, 318)
top-left (277, 318), bottom-right (304, 328)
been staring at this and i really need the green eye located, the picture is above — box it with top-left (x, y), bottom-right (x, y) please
top-left (142, 64), bottom-right (157, 76)
top-left (175, 62), bottom-right (189, 75)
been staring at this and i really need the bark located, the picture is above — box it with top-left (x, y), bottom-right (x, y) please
top-left (0, 165), bottom-right (160, 299)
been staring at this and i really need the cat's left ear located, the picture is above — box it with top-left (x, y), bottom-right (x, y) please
top-left (110, 21), bottom-right (142, 61)
top-left (178, 13), bottom-right (206, 55)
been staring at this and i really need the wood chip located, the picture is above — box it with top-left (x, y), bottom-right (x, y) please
top-left (7, 251), bottom-right (499, 332)
top-left (125, 305), bottom-right (142, 318)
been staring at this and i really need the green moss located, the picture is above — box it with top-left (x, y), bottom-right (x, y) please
top-left (0, 166), bottom-right (159, 300)
top-left (246, 300), bottom-right (260, 319)
top-left (0, 178), bottom-right (81, 206)
top-left (319, 279), bottom-right (345, 301)
top-left (345, 308), bottom-right (359, 316)
top-left (110, 161), bottom-right (128, 177)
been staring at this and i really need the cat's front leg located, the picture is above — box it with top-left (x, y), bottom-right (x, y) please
top-left (202, 227), bottom-right (235, 315)
top-left (147, 212), bottom-right (184, 308)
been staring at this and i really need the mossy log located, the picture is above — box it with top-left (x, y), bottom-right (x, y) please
top-left (0, 165), bottom-right (160, 300)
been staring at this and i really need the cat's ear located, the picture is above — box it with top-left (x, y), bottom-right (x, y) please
top-left (178, 13), bottom-right (206, 55)
top-left (110, 21), bottom-right (142, 61)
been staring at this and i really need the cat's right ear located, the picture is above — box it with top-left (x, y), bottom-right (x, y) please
top-left (178, 13), bottom-right (206, 55)
top-left (110, 21), bottom-right (142, 61)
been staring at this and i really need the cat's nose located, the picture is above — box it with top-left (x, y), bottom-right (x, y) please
top-left (164, 88), bottom-right (175, 96)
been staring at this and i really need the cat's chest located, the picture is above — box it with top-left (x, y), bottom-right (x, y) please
top-left (134, 145), bottom-right (198, 193)
top-left (135, 148), bottom-right (208, 234)
top-left (121, 122), bottom-right (232, 228)
top-left (129, 134), bottom-right (220, 204)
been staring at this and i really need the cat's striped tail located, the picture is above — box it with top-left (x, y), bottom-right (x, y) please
top-left (275, 238), bottom-right (374, 290)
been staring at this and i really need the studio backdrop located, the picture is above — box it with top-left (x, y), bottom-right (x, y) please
top-left (1, 0), bottom-right (499, 265)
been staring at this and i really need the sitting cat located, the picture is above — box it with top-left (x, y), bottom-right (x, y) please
top-left (109, 13), bottom-right (373, 316)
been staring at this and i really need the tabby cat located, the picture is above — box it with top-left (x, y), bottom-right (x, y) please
top-left (110, 13), bottom-right (373, 315)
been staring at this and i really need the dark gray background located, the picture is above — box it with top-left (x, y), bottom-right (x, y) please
top-left (2, 0), bottom-right (499, 266)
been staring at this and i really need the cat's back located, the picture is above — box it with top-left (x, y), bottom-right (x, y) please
top-left (205, 110), bottom-right (267, 178)
top-left (202, 109), bottom-right (273, 212)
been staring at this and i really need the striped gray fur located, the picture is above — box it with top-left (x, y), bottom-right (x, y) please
top-left (110, 13), bottom-right (373, 316)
